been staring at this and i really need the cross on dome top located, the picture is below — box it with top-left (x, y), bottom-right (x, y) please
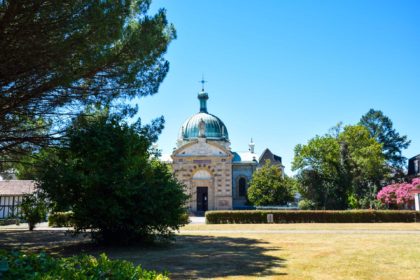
top-left (199, 75), bottom-right (207, 91)
top-left (197, 75), bottom-right (209, 113)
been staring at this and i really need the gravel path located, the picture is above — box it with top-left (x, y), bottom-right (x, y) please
top-left (0, 222), bottom-right (69, 231)
top-left (180, 229), bottom-right (420, 234)
top-left (188, 216), bottom-right (206, 224)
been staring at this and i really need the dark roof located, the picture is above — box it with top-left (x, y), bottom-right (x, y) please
top-left (259, 148), bottom-right (282, 164)
top-left (273, 154), bottom-right (282, 162)
top-left (408, 154), bottom-right (420, 176)
top-left (409, 154), bottom-right (420, 160)
top-left (0, 180), bottom-right (35, 196)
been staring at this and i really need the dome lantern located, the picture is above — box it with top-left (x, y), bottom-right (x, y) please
top-left (198, 77), bottom-right (209, 113)
top-left (198, 90), bottom-right (208, 113)
top-left (178, 81), bottom-right (229, 142)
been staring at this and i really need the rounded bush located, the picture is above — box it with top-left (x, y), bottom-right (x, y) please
top-left (298, 199), bottom-right (316, 210)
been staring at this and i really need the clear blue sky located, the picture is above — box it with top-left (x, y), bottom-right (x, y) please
top-left (136, 0), bottom-right (420, 174)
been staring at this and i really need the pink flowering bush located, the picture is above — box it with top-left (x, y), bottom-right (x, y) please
top-left (377, 178), bottom-right (420, 209)
top-left (377, 184), bottom-right (398, 205)
top-left (412, 177), bottom-right (420, 186)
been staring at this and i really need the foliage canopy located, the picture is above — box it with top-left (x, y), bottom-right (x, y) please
top-left (360, 109), bottom-right (410, 170)
top-left (0, 0), bottom-right (175, 162)
top-left (292, 125), bottom-right (385, 209)
top-left (35, 111), bottom-right (188, 244)
top-left (247, 160), bottom-right (295, 206)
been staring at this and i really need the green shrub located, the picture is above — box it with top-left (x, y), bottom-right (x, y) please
top-left (205, 210), bottom-right (420, 224)
top-left (0, 219), bottom-right (20, 226)
top-left (247, 160), bottom-right (295, 206)
top-left (48, 211), bottom-right (74, 227)
top-left (180, 212), bottom-right (190, 225)
top-left (36, 112), bottom-right (188, 244)
top-left (20, 194), bottom-right (47, 230)
top-left (298, 199), bottom-right (316, 210)
top-left (0, 250), bottom-right (168, 280)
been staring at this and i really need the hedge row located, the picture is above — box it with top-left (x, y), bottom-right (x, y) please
top-left (0, 219), bottom-right (19, 226)
top-left (205, 210), bottom-right (420, 224)
top-left (48, 211), bottom-right (74, 227)
top-left (0, 250), bottom-right (168, 280)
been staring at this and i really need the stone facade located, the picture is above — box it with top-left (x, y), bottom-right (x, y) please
top-left (172, 138), bottom-right (233, 211)
top-left (169, 86), bottom-right (284, 213)
top-left (232, 162), bottom-right (256, 208)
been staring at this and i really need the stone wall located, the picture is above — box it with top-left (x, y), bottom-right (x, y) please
top-left (232, 163), bottom-right (257, 208)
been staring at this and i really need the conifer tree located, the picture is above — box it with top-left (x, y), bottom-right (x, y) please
top-left (360, 109), bottom-right (410, 170)
top-left (0, 0), bottom-right (175, 161)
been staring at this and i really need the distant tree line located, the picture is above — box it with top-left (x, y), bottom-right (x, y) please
top-left (292, 109), bottom-right (411, 210)
top-left (245, 109), bottom-right (413, 210)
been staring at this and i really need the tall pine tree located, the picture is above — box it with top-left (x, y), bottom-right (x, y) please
top-left (360, 109), bottom-right (410, 170)
top-left (0, 0), bottom-right (175, 163)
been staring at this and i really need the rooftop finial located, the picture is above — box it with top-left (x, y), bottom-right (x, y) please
top-left (199, 74), bottom-right (207, 91)
top-left (197, 75), bottom-right (209, 113)
top-left (249, 138), bottom-right (255, 153)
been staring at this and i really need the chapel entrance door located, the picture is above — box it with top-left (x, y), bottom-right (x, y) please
top-left (196, 187), bottom-right (208, 212)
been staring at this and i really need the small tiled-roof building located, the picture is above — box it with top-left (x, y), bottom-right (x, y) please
top-left (0, 180), bottom-right (35, 219)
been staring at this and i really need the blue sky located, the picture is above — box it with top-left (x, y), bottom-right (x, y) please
top-left (136, 0), bottom-right (420, 174)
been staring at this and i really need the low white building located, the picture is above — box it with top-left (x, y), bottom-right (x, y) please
top-left (412, 189), bottom-right (420, 211)
top-left (0, 180), bottom-right (35, 219)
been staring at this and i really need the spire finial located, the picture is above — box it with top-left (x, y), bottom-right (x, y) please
top-left (197, 75), bottom-right (209, 113)
top-left (249, 137), bottom-right (255, 153)
top-left (199, 74), bottom-right (207, 91)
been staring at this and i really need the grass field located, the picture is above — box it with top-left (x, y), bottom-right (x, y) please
top-left (183, 222), bottom-right (420, 231)
top-left (1, 223), bottom-right (419, 279)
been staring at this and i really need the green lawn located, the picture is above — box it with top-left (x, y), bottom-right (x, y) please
top-left (0, 223), bottom-right (419, 279)
top-left (183, 222), bottom-right (420, 231)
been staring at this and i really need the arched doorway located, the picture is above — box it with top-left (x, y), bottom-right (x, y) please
top-left (192, 170), bottom-right (212, 212)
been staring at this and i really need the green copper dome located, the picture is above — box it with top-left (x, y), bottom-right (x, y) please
top-left (179, 89), bottom-right (229, 141)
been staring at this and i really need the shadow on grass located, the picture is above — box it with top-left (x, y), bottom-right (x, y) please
top-left (0, 231), bottom-right (286, 279)
top-left (0, 230), bottom-right (91, 255)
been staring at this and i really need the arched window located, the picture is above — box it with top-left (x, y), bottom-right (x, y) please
top-left (238, 177), bottom-right (247, 197)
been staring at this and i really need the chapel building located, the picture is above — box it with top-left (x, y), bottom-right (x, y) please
top-left (171, 86), bottom-right (284, 212)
